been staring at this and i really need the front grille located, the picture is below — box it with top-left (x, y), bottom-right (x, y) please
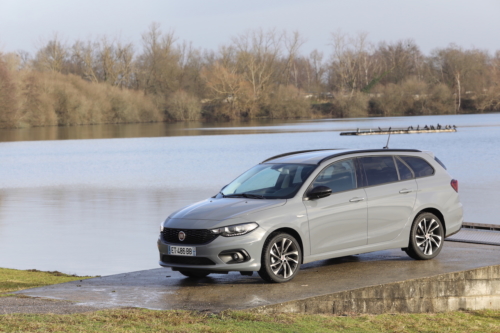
top-left (161, 255), bottom-right (216, 266)
top-left (161, 228), bottom-right (219, 245)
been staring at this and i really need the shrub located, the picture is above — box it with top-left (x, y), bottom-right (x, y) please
top-left (426, 83), bottom-right (454, 114)
top-left (14, 71), bottom-right (162, 126)
top-left (331, 91), bottom-right (369, 118)
top-left (371, 79), bottom-right (454, 116)
top-left (166, 90), bottom-right (202, 121)
top-left (263, 85), bottom-right (311, 119)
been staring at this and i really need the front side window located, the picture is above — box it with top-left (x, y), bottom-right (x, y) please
top-left (221, 163), bottom-right (316, 199)
top-left (360, 156), bottom-right (399, 186)
top-left (309, 159), bottom-right (357, 194)
top-left (400, 156), bottom-right (435, 178)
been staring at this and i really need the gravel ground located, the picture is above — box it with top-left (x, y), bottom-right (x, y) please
top-left (0, 295), bottom-right (113, 314)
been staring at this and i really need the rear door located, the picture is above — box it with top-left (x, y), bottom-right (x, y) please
top-left (359, 155), bottom-right (417, 244)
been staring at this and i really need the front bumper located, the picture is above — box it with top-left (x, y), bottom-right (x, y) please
top-left (157, 228), bottom-right (266, 272)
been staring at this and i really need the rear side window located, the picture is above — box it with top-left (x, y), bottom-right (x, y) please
top-left (359, 156), bottom-right (399, 186)
top-left (399, 156), bottom-right (435, 178)
top-left (395, 158), bottom-right (414, 180)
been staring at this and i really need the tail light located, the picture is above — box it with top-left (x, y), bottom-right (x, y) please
top-left (451, 179), bottom-right (458, 192)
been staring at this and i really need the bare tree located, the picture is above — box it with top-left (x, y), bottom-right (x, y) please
top-left (0, 59), bottom-right (19, 127)
top-left (282, 30), bottom-right (306, 87)
top-left (137, 23), bottom-right (180, 97)
top-left (72, 40), bottom-right (99, 83)
top-left (308, 50), bottom-right (326, 93)
top-left (201, 61), bottom-right (251, 118)
top-left (431, 45), bottom-right (488, 112)
top-left (329, 31), bottom-right (373, 94)
top-left (232, 29), bottom-right (284, 108)
top-left (34, 34), bottom-right (69, 72)
top-left (17, 50), bottom-right (32, 69)
top-left (376, 39), bottom-right (423, 84)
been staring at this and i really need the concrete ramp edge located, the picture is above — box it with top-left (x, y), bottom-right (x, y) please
top-left (251, 265), bottom-right (500, 315)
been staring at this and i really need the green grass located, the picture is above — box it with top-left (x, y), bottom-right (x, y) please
top-left (0, 268), bottom-right (91, 295)
top-left (0, 309), bottom-right (499, 332)
top-left (1, 268), bottom-right (499, 332)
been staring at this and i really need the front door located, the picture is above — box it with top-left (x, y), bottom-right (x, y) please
top-left (304, 158), bottom-right (368, 255)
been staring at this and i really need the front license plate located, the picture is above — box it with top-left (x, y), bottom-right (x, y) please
top-left (168, 245), bottom-right (196, 256)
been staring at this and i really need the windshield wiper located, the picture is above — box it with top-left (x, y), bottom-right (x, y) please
top-left (222, 193), bottom-right (266, 199)
top-left (241, 193), bottom-right (266, 199)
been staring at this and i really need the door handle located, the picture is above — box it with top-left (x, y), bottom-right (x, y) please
top-left (349, 197), bottom-right (365, 202)
top-left (399, 189), bottom-right (413, 194)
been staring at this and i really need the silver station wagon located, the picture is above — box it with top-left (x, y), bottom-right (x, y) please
top-left (158, 149), bottom-right (463, 283)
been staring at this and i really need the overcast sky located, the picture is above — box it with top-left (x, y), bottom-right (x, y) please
top-left (1, 0), bottom-right (499, 56)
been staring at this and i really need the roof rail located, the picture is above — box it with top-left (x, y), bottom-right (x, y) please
top-left (261, 149), bottom-right (338, 163)
top-left (317, 149), bottom-right (421, 164)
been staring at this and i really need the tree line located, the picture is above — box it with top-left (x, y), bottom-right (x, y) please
top-left (1, 24), bottom-right (499, 128)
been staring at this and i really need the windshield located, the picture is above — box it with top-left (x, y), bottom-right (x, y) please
top-left (220, 163), bottom-right (317, 199)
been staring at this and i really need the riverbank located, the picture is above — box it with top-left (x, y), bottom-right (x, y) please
top-left (0, 268), bottom-right (90, 295)
top-left (3, 27), bottom-right (500, 130)
top-left (0, 53), bottom-right (496, 129)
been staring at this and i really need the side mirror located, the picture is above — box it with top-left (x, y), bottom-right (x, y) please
top-left (307, 186), bottom-right (332, 200)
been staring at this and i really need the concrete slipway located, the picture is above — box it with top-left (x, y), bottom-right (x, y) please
top-left (14, 239), bottom-right (500, 315)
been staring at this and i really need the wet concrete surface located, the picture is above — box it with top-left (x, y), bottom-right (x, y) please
top-left (0, 296), bottom-right (105, 315)
top-left (15, 242), bottom-right (500, 312)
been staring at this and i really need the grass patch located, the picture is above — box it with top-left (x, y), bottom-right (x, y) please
top-left (0, 268), bottom-right (91, 294)
top-left (0, 309), bottom-right (499, 332)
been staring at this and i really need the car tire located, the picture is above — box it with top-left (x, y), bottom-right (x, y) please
top-left (258, 232), bottom-right (302, 283)
top-left (178, 270), bottom-right (210, 278)
top-left (405, 212), bottom-right (444, 260)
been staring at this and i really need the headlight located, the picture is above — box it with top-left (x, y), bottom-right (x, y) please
top-left (160, 223), bottom-right (164, 232)
top-left (210, 222), bottom-right (259, 237)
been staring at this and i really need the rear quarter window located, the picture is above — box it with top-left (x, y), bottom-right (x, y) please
top-left (399, 156), bottom-right (435, 178)
top-left (434, 156), bottom-right (447, 170)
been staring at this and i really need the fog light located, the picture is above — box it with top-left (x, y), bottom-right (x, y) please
top-left (218, 249), bottom-right (251, 264)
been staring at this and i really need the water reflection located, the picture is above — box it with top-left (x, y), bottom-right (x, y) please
top-left (0, 113), bottom-right (498, 276)
top-left (0, 187), bottom-right (214, 276)
top-left (1, 113), bottom-right (499, 142)
top-left (0, 119), bottom-right (303, 142)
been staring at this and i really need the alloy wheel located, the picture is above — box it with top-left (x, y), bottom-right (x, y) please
top-left (269, 237), bottom-right (300, 279)
top-left (415, 217), bottom-right (442, 256)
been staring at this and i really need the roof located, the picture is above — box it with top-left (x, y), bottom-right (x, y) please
top-left (262, 149), bottom-right (422, 165)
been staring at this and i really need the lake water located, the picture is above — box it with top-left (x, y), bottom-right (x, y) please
top-left (0, 113), bottom-right (499, 276)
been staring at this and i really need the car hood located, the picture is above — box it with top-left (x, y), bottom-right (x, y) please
top-left (168, 197), bottom-right (286, 221)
